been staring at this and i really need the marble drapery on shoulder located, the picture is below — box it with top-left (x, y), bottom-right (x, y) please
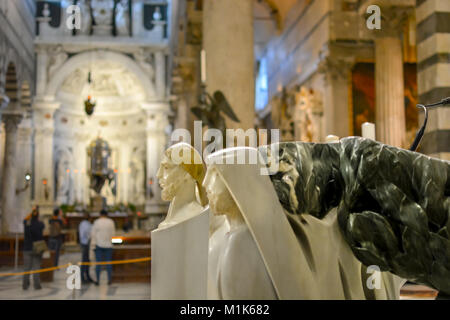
top-left (260, 137), bottom-right (450, 295)
top-left (207, 147), bottom-right (401, 299)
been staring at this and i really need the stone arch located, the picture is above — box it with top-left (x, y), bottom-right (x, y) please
top-left (5, 62), bottom-right (18, 106)
top-left (259, 0), bottom-right (282, 31)
top-left (46, 50), bottom-right (156, 101)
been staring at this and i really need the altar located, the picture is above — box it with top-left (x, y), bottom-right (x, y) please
top-left (65, 211), bottom-right (134, 233)
top-left (110, 230), bottom-right (151, 283)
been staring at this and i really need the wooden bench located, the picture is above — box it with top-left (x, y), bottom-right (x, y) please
top-left (111, 245), bottom-right (151, 283)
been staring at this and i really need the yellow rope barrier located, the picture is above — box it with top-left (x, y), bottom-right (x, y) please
top-left (0, 257), bottom-right (151, 277)
top-left (78, 257), bottom-right (151, 266)
top-left (0, 263), bottom-right (71, 277)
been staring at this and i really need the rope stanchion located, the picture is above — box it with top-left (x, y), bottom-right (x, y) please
top-left (0, 257), bottom-right (151, 277)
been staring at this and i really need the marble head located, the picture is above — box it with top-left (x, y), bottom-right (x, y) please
top-left (157, 142), bottom-right (206, 204)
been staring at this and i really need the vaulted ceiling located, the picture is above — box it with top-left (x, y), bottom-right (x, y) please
top-left (254, 0), bottom-right (299, 59)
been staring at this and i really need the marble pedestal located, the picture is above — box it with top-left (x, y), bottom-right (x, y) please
top-left (151, 209), bottom-right (209, 299)
top-left (91, 195), bottom-right (105, 212)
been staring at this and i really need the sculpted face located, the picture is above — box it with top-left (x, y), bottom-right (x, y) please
top-left (203, 169), bottom-right (235, 216)
top-left (156, 154), bottom-right (190, 201)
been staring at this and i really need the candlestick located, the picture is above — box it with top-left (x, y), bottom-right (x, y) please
top-left (362, 122), bottom-right (376, 140)
top-left (201, 49), bottom-right (206, 84)
top-left (325, 135), bottom-right (340, 143)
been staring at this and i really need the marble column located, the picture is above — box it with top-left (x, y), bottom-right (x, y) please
top-left (119, 142), bottom-right (131, 205)
top-left (1, 112), bottom-right (23, 234)
top-left (16, 115), bottom-right (33, 232)
top-left (35, 46), bottom-right (48, 98)
top-left (0, 124), bottom-right (4, 202)
top-left (375, 37), bottom-right (406, 148)
top-left (203, 0), bottom-right (255, 130)
top-left (155, 51), bottom-right (166, 99)
top-left (373, 7), bottom-right (410, 148)
top-left (142, 102), bottom-right (170, 229)
top-left (32, 101), bottom-right (59, 216)
top-left (0, 94), bottom-right (9, 230)
top-left (73, 133), bottom-right (89, 205)
top-left (318, 54), bottom-right (354, 140)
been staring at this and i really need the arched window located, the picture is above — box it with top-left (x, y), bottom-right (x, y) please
top-left (255, 58), bottom-right (268, 111)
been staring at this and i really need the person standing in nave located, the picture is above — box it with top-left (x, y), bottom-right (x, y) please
top-left (78, 211), bottom-right (94, 284)
top-left (22, 206), bottom-right (45, 290)
top-left (91, 209), bottom-right (115, 285)
top-left (48, 207), bottom-right (65, 266)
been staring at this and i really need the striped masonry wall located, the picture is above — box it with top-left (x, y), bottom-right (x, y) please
top-left (5, 63), bottom-right (18, 105)
top-left (416, 0), bottom-right (450, 159)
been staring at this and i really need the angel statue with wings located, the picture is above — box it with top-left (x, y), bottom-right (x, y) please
top-left (191, 89), bottom-right (240, 143)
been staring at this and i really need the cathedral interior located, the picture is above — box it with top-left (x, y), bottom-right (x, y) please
top-left (0, 0), bottom-right (449, 301)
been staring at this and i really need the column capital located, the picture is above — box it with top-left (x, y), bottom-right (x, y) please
top-left (317, 54), bottom-right (354, 83)
top-left (141, 101), bottom-right (171, 114)
top-left (35, 43), bottom-right (50, 55)
top-left (35, 127), bottom-right (55, 137)
top-left (33, 99), bottom-right (61, 112)
top-left (362, 1), bottom-right (414, 38)
top-left (18, 126), bottom-right (33, 141)
top-left (2, 113), bottom-right (23, 133)
top-left (146, 112), bottom-right (170, 133)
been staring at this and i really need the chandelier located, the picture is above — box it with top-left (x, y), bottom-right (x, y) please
top-left (84, 71), bottom-right (96, 116)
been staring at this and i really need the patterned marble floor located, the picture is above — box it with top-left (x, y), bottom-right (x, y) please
top-left (0, 253), bottom-right (437, 300)
top-left (0, 253), bottom-right (151, 300)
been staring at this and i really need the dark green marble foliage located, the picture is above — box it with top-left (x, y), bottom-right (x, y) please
top-left (261, 141), bottom-right (343, 218)
top-left (261, 137), bottom-right (450, 295)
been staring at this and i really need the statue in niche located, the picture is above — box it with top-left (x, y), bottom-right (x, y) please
top-left (47, 45), bottom-right (68, 78)
top-left (87, 137), bottom-right (115, 211)
top-left (129, 156), bottom-right (145, 205)
top-left (78, 0), bottom-right (93, 35)
top-left (115, 0), bottom-right (130, 36)
top-left (204, 146), bottom-right (405, 299)
top-left (100, 173), bottom-right (116, 206)
top-left (270, 88), bottom-right (295, 141)
top-left (55, 149), bottom-right (75, 205)
top-left (293, 87), bottom-right (315, 142)
top-left (133, 49), bottom-right (155, 82)
top-left (91, 0), bottom-right (114, 35)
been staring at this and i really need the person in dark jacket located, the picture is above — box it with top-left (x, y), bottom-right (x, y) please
top-left (78, 211), bottom-right (94, 284)
top-left (49, 207), bottom-right (64, 266)
top-left (23, 206), bottom-right (45, 290)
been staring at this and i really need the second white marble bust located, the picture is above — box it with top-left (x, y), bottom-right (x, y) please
top-left (156, 142), bottom-right (207, 229)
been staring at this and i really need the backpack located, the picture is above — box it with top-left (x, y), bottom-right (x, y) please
top-left (49, 219), bottom-right (62, 237)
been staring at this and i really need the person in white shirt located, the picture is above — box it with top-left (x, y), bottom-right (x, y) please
top-left (91, 209), bottom-right (115, 285)
top-left (78, 211), bottom-right (94, 284)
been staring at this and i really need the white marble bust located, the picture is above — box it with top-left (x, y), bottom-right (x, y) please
top-left (156, 142), bottom-right (207, 229)
top-left (204, 165), bottom-right (276, 299)
top-left (152, 142), bottom-right (210, 299)
top-left (203, 147), bottom-right (404, 300)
